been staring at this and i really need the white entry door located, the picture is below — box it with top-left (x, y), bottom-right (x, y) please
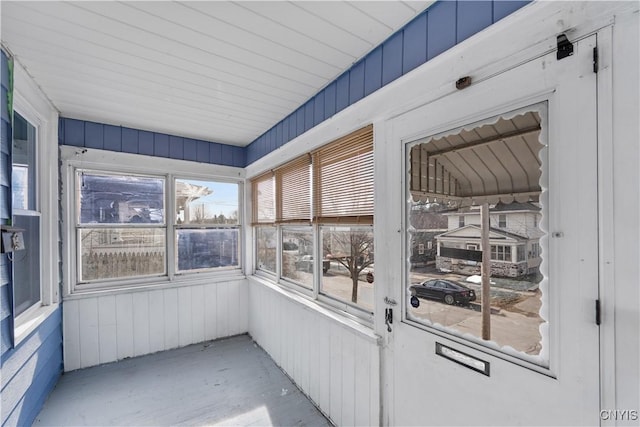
top-left (385, 34), bottom-right (600, 426)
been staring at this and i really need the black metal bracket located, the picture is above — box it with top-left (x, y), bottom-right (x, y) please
top-left (595, 299), bottom-right (601, 325)
top-left (385, 308), bottom-right (393, 332)
top-left (557, 34), bottom-right (574, 60)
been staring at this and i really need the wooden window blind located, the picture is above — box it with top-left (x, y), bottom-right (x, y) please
top-left (251, 171), bottom-right (275, 224)
top-left (312, 125), bottom-right (373, 224)
top-left (275, 154), bottom-right (311, 223)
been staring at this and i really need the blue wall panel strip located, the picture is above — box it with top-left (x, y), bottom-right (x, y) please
top-left (245, 1), bottom-right (529, 165)
top-left (103, 125), bottom-right (122, 152)
top-left (154, 134), bottom-right (169, 158)
top-left (304, 100), bottom-right (314, 131)
top-left (364, 46), bottom-right (383, 97)
top-left (427, 1), bottom-right (457, 61)
top-left (169, 135), bottom-right (184, 160)
top-left (59, 118), bottom-right (241, 167)
top-left (324, 82), bottom-right (337, 119)
top-left (84, 122), bottom-right (104, 150)
top-left (456, 1), bottom-right (493, 43)
top-left (382, 32), bottom-right (404, 86)
top-left (183, 138), bottom-right (197, 162)
top-left (403, 12), bottom-right (428, 74)
top-left (493, 1), bottom-right (529, 21)
top-left (335, 72), bottom-right (350, 113)
top-left (313, 94), bottom-right (324, 126)
top-left (121, 127), bottom-right (139, 154)
top-left (349, 60), bottom-right (365, 105)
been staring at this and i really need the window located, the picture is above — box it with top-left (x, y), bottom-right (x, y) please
top-left (71, 163), bottom-right (241, 288)
top-left (175, 179), bottom-right (239, 272)
top-left (406, 105), bottom-right (547, 365)
top-left (491, 245), bottom-right (512, 261)
top-left (251, 125), bottom-right (374, 316)
top-left (530, 242), bottom-right (541, 259)
top-left (12, 112), bottom-right (40, 316)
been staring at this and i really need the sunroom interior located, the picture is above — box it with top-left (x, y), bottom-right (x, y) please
top-left (1, 1), bottom-right (639, 427)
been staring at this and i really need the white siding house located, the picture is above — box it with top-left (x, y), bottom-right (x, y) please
top-left (437, 203), bottom-right (543, 277)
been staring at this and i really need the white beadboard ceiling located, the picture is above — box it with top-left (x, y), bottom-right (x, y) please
top-left (1, 1), bottom-right (434, 147)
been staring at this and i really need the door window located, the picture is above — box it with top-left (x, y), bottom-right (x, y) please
top-left (406, 104), bottom-right (547, 365)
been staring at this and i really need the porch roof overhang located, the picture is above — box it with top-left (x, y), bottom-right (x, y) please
top-left (409, 104), bottom-right (546, 206)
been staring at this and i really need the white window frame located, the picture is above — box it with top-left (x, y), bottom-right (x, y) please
top-left (61, 147), bottom-right (245, 295)
top-left (11, 64), bottom-right (59, 345)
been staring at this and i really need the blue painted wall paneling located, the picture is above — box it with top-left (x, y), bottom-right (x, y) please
top-left (364, 46), bottom-right (383, 97)
top-left (456, 1), bottom-right (493, 43)
top-left (313, 94), bottom-right (324, 126)
top-left (59, 118), bottom-right (243, 167)
top-left (427, 1), bottom-right (457, 60)
top-left (403, 13), bottom-right (428, 74)
top-left (138, 130), bottom-right (154, 156)
top-left (184, 138), bottom-right (198, 162)
top-left (349, 60), bottom-right (365, 105)
top-left (154, 133), bottom-right (169, 158)
top-left (336, 72), bottom-right (350, 113)
top-left (85, 122), bottom-right (104, 150)
top-left (493, 1), bottom-right (530, 22)
top-left (304, 100), bottom-right (314, 132)
top-left (1, 308), bottom-right (63, 427)
top-left (169, 135), bottom-right (184, 160)
top-left (103, 125), bottom-right (122, 152)
top-left (121, 127), bottom-right (139, 154)
top-left (196, 139), bottom-right (209, 161)
top-left (324, 82), bottom-right (337, 119)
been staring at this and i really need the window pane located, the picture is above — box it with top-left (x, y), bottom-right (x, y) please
top-left (281, 228), bottom-right (313, 288)
top-left (321, 226), bottom-right (374, 312)
top-left (12, 113), bottom-right (36, 211)
top-left (256, 226), bottom-right (276, 273)
top-left (406, 106), bottom-right (546, 364)
top-left (78, 173), bottom-right (165, 224)
top-left (13, 215), bottom-right (40, 315)
top-left (176, 179), bottom-right (238, 225)
top-left (80, 228), bottom-right (166, 281)
top-left (177, 229), bottom-right (239, 272)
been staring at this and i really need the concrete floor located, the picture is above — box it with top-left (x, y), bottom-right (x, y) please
top-left (34, 334), bottom-right (332, 426)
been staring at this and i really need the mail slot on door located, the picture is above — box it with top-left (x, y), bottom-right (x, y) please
top-left (1, 225), bottom-right (25, 253)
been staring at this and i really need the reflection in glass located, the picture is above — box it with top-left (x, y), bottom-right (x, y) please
top-left (256, 226), bottom-right (276, 273)
top-left (78, 173), bottom-right (165, 224)
top-left (177, 229), bottom-right (239, 272)
top-left (13, 215), bottom-right (41, 316)
top-left (321, 226), bottom-right (374, 312)
top-left (281, 228), bottom-right (313, 288)
top-left (175, 179), bottom-right (238, 225)
top-left (406, 106), bottom-right (547, 364)
top-left (80, 228), bottom-right (166, 281)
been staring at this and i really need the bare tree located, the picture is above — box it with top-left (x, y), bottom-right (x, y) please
top-left (324, 229), bottom-right (374, 303)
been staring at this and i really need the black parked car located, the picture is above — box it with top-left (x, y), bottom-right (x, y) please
top-left (409, 279), bottom-right (476, 306)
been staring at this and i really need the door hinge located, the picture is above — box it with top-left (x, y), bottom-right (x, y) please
top-left (557, 34), bottom-right (574, 60)
top-left (593, 47), bottom-right (599, 73)
top-left (595, 299), bottom-right (601, 325)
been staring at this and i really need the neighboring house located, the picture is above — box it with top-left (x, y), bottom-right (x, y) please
top-left (409, 207), bottom-right (448, 267)
top-left (436, 202), bottom-right (542, 277)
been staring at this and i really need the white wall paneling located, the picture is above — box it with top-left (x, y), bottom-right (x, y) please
top-left (248, 277), bottom-right (380, 426)
top-left (63, 279), bottom-right (249, 371)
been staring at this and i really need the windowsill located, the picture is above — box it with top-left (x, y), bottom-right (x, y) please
top-left (14, 304), bottom-right (59, 346)
top-left (65, 271), bottom-right (247, 300)
top-left (248, 274), bottom-right (379, 344)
